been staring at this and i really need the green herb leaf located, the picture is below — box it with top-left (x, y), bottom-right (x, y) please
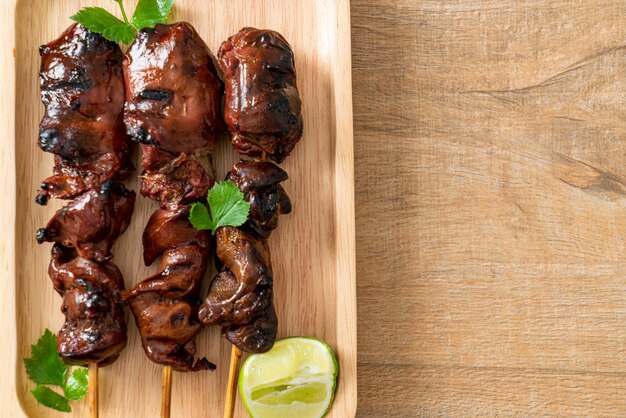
top-left (114, 0), bottom-right (130, 24)
top-left (71, 7), bottom-right (137, 44)
top-left (64, 368), bottom-right (88, 401)
top-left (189, 180), bottom-right (251, 235)
top-left (69, 0), bottom-right (175, 45)
top-left (131, 0), bottom-right (174, 30)
top-left (31, 385), bottom-right (71, 413)
top-left (208, 180), bottom-right (251, 231)
top-left (189, 202), bottom-right (213, 230)
top-left (24, 330), bottom-right (89, 411)
top-left (156, 0), bottom-right (175, 19)
top-left (23, 329), bottom-right (68, 387)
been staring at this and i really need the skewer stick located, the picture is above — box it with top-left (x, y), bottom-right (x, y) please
top-left (224, 346), bottom-right (242, 418)
top-left (161, 366), bottom-right (173, 418)
top-left (88, 362), bottom-right (99, 418)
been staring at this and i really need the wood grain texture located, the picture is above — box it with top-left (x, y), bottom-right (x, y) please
top-left (0, 0), bottom-right (18, 415)
top-left (0, 0), bottom-right (356, 417)
top-left (352, 1), bottom-right (626, 416)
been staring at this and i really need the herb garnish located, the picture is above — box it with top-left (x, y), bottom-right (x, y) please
top-left (71, 0), bottom-right (174, 45)
top-left (24, 329), bottom-right (88, 412)
top-left (189, 180), bottom-right (251, 235)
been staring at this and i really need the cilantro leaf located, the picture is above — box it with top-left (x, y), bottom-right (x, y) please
top-left (31, 385), bottom-right (71, 413)
top-left (208, 180), bottom-right (251, 230)
top-left (189, 202), bottom-right (213, 230)
top-left (189, 180), bottom-right (251, 235)
top-left (64, 368), bottom-right (88, 401)
top-left (131, 0), bottom-right (174, 30)
top-left (68, 0), bottom-right (176, 45)
top-left (71, 7), bottom-right (136, 45)
top-left (23, 329), bottom-right (68, 387)
top-left (156, 0), bottom-right (175, 19)
top-left (24, 330), bottom-right (89, 412)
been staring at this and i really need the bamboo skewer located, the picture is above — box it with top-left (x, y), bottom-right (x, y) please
top-left (222, 145), bottom-right (264, 418)
top-left (161, 366), bottom-right (173, 418)
top-left (88, 362), bottom-right (99, 418)
top-left (224, 346), bottom-right (242, 418)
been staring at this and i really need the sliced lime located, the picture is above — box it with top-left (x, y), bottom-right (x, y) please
top-left (239, 337), bottom-right (339, 418)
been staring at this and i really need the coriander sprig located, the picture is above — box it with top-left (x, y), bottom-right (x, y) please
top-left (24, 329), bottom-right (88, 412)
top-left (71, 0), bottom-right (175, 45)
top-left (189, 180), bottom-right (251, 235)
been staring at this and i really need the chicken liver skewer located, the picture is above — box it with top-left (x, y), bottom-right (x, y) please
top-left (199, 27), bottom-right (303, 417)
top-left (36, 24), bottom-right (136, 417)
top-left (37, 23), bottom-right (135, 368)
top-left (123, 22), bottom-right (224, 375)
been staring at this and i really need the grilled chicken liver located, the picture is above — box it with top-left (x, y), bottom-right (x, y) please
top-left (219, 27), bottom-right (303, 163)
top-left (124, 22), bottom-right (224, 154)
top-left (36, 181), bottom-right (136, 262)
top-left (49, 245), bottom-right (127, 366)
top-left (123, 22), bottom-right (221, 372)
top-left (37, 23), bottom-right (131, 204)
top-left (199, 226), bottom-right (277, 353)
top-left (227, 160), bottom-right (291, 239)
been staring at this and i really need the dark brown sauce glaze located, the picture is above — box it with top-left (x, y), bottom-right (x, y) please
top-left (37, 23), bottom-right (131, 204)
top-left (198, 28), bottom-right (303, 354)
top-left (126, 245), bottom-right (215, 372)
top-left (227, 160), bottom-right (291, 239)
top-left (123, 22), bottom-right (219, 372)
top-left (224, 308), bottom-right (277, 354)
top-left (36, 24), bottom-right (135, 368)
top-left (219, 27), bottom-right (303, 163)
top-left (199, 227), bottom-right (277, 353)
top-left (139, 145), bottom-right (214, 209)
top-left (124, 22), bottom-right (225, 154)
top-left (37, 180), bottom-right (135, 261)
top-left (49, 245), bottom-right (127, 367)
top-left (142, 206), bottom-right (211, 266)
top-left (36, 181), bottom-right (136, 262)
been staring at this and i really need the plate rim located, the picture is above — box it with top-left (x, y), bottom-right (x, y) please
top-left (3, 0), bottom-right (357, 416)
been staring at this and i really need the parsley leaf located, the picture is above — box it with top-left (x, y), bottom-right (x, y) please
top-left (24, 329), bottom-right (68, 387)
top-left (189, 180), bottom-right (251, 235)
top-left (132, 0), bottom-right (174, 30)
top-left (71, 7), bottom-right (137, 45)
top-left (31, 385), bottom-right (71, 413)
top-left (64, 368), bottom-right (89, 401)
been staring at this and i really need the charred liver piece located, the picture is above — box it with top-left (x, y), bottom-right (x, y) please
top-left (36, 24), bottom-right (135, 368)
top-left (124, 22), bottom-right (225, 155)
top-left (199, 28), bottom-right (303, 355)
top-left (219, 27), bottom-right (303, 163)
top-left (36, 181), bottom-right (136, 262)
top-left (142, 206), bottom-right (211, 266)
top-left (199, 226), bottom-right (277, 353)
top-left (223, 307), bottom-right (277, 354)
top-left (36, 154), bottom-right (133, 205)
top-left (48, 245), bottom-right (127, 367)
top-left (123, 22), bottom-right (219, 372)
top-left (37, 23), bottom-right (131, 204)
top-left (139, 146), bottom-right (214, 209)
top-left (227, 160), bottom-right (291, 238)
top-left (126, 245), bottom-right (215, 372)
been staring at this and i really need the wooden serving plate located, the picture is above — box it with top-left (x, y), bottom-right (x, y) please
top-left (0, 0), bottom-right (356, 416)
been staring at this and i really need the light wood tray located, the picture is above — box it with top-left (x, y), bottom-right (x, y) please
top-left (1, 0), bottom-right (356, 416)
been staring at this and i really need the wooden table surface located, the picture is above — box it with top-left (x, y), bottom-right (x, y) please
top-left (352, 1), bottom-right (626, 416)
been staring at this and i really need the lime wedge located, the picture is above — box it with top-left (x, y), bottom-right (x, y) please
top-left (239, 337), bottom-right (339, 418)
